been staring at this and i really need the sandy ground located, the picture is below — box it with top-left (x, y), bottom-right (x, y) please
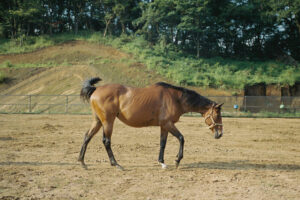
top-left (0, 114), bottom-right (299, 200)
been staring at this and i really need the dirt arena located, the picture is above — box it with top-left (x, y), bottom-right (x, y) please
top-left (0, 114), bottom-right (299, 200)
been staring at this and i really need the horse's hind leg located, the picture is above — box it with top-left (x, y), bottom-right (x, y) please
top-left (78, 116), bottom-right (102, 167)
top-left (102, 120), bottom-right (123, 170)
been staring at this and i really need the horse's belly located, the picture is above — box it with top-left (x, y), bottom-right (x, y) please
top-left (117, 111), bottom-right (159, 127)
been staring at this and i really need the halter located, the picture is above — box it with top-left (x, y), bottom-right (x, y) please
top-left (204, 108), bottom-right (223, 129)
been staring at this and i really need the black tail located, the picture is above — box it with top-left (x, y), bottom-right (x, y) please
top-left (80, 77), bottom-right (102, 102)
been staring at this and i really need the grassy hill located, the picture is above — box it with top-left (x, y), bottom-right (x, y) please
top-left (0, 31), bottom-right (299, 96)
top-left (0, 41), bottom-right (168, 95)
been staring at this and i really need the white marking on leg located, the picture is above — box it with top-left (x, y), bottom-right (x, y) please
top-left (161, 163), bottom-right (167, 169)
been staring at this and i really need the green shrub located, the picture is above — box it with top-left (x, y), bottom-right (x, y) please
top-left (0, 71), bottom-right (6, 83)
top-left (0, 60), bottom-right (14, 68)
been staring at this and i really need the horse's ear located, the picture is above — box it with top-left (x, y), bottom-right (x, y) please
top-left (215, 103), bottom-right (224, 109)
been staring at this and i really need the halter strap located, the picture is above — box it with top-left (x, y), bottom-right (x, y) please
top-left (204, 108), bottom-right (223, 129)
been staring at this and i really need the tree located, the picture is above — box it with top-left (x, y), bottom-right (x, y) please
top-left (177, 0), bottom-right (210, 57)
top-left (0, 0), bottom-right (43, 38)
top-left (268, 0), bottom-right (300, 60)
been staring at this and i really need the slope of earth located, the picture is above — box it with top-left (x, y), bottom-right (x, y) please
top-left (0, 41), bottom-right (231, 96)
top-left (0, 66), bottom-right (99, 95)
top-left (0, 67), bottom-right (47, 92)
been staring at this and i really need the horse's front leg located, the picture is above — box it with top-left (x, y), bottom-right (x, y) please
top-left (165, 122), bottom-right (185, 168)
top-left (158, 127), bottom-right (168, 169)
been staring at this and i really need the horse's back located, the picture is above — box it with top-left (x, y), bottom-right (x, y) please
top-left (91, 83), bottom-right (126, 99)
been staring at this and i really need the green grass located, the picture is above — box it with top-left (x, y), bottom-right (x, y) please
top-left (1, 60), bottom-right (14, 68)
top-left (0, 61), bottom-right (71, 69)
top-left (0, 31), bottom-right (299, 90)
top-left (105, 35), bottom-right (299, 90)
top-left (0, 32), bottom-right (91, 54)
top-left (236, 111), bottom-right (300, 118)
top-left (0, 71), bottom-right (6, 83)
top-left (186, 111), bottom-right (300, 118)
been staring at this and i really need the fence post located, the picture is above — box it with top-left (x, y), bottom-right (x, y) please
top-left (65, 95), bottom-right (69, 113)
top-left (265, 96), bottom-right (267, 111)
top-left (235, 96), bottom-right (238, 114)
top-left (244, 96), bottom-right (247, 112)
top-left (28, 95), bottom-right (32, 113)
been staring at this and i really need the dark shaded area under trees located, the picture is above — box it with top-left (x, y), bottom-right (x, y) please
top-left (0, 0), bottom-right (299, 61)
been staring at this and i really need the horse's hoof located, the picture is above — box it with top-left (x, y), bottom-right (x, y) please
top-left (174, 160), bottom-right (180, 169)
top-left (116, 164), bottom-right (124, 171)
top-left (158, 162), bottom-right (167, 169)
top-left (81, 162), bottom-right (88, 169)
top-left (79, 160), bottom-right (88, 169)
top-left (82, 164), bottom-right (88, 170)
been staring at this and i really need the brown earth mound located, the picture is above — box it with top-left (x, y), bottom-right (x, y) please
top-left (0, 40), bottom-right (231, 96)
top-left (0, 65), bottom-right (100, 95)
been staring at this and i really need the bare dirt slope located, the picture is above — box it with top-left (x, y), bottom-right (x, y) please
top-left (0, 114), bottom-right (299, 199)
top-left (0, 41), bottom-right (169, 96)
top-left (0, 41), bottom-right (231, 96)
top-left (0, 41), bottom-right (128, 64)
top-left (0, 65), bottom-right (100, 95)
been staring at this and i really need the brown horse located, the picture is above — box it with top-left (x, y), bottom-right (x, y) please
top-left (78, 77), bottom-right (223, 169)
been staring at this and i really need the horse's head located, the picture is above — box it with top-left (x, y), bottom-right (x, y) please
top-left (204, 103), bottom-right (224, 139)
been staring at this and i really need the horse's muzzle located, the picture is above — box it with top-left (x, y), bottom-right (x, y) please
top-left (214, 130), bottom-right (223, 139)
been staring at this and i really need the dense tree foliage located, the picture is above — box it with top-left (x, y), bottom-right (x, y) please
top-left (0, 0), bottom-right (299, 61)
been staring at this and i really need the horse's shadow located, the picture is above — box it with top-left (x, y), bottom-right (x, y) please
top-left (2, 160), bottom-right (300, 171)
top-left (181, 160), bottom-right (300, 171)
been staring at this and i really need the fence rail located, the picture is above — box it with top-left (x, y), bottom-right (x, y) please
top-left (0, 94), bottom-right (300, 117)
top-left (0, 94), bottom-right (90, 114)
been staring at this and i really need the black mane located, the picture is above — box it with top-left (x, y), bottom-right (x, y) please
top-left (155, 82), bottom-right (214, 108)
top-left (156, 82), bottom-right (187, 93)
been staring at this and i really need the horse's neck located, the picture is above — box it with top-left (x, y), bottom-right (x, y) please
top-left (188, 102), bottom-right (212, 115)
top-left (198, 105), bottom-right (211, 115)
top-left (178, 89), bottom-right (213, 115)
